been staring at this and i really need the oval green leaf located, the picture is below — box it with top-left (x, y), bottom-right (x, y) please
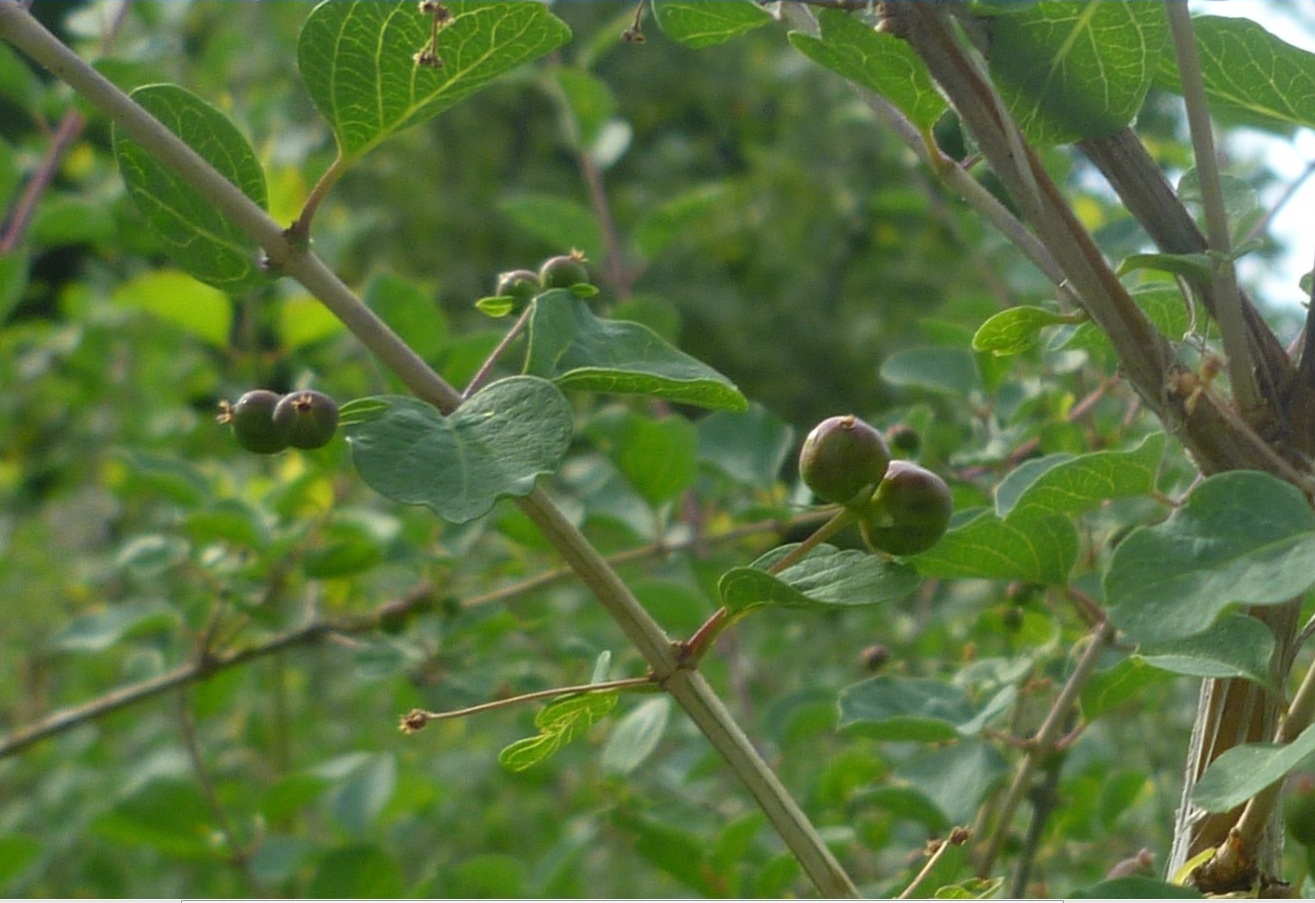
top-left (602, 696), bottom-right (671, 775)
top-left (343, 376), bottom-right (573, 524)
top-left (911, 508), bottom-right (1078, 585)
top-left (788, 8), bottom-right (947, 130)
top-left (1135, 613), bottom-right (1276, 690)
top-left (1192, 722), bottom-right (1315, 814)
top-left (525, 290), bottom-right (747, 410)
top-left (718, 542), bottom-right (921, 615)
top-left (113, 84), bottom-right (269, 292)
top-left (1106, 470), bottom-right (1315, 644)
top-left (298, 1), bottom-right (571, 160)
top-left (651, 0), bottom-right (772, 48)
top-left (994, 432), bottom-right (1166, 519)
top-left (972, 305), bottom-right (1073, 356)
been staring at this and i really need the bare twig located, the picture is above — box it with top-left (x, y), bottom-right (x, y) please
top-left (400, 675), bottom-right (657, 732)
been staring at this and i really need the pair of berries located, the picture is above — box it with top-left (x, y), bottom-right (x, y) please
top-left (219, 389), bottom-right (340, 454)
top-left (799, 415), bottom-right (953, 556)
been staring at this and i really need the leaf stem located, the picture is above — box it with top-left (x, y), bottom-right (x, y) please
top-left (401, 676), bottom-right (657, 732)
top-left (1164, 2), bottom-right (1258, 413)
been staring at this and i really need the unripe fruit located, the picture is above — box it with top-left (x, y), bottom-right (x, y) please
top-left (495, 268), bottom-right (541, 303)
top-left (222, 389), bottom-right (290, 454)
top-left (859, 460), bottom-right (953, 556)
top-left (798, 415), bottom-right (891, 505)
top-left (886, 423), bottom-right (921, 457)
top-left (272, 390), bottom-right (340, 450)
top-left (538, 250), bottom-right (591, 290)
top-left (1286, 775), bottom-right (1315, 847)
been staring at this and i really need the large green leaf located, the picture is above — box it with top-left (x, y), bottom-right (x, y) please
top-left (525, 290), bottom-right (746, 410)
top-left (910, 508), bottom-right (1078, 585)
top-left (342, 376), bottom-right (573, 524)
top-left (1192, 722), bottom-right (1315, 813)
top-left (718, 543), bottom-right (921, 616)
top-left (1106, 471), bottom-right (1315, 644)
top-left (585, 408), bottom-right (698, 508)
top-left (601, 697), bottom-right (671, 775)
top-left (111, 269), bottom-right (232, 348)
top-left (788, 9), bottom-right (947, 130)
top-left (839, 676), bottom-right (984, 742)
top-left (298, 1), bottom-right (571, 159)
top-left (995, 432), bottom-right (1166, 519)
top-left (1136, 614), bottom-right (1275, 690)
top-left (498, 194), bottom-right (603, 264)
top-left (113, 84), bottom-right (269, 292)
top-left (972, 305), bottom-right (1074, 357)
top-left (1157, 15), bottom-right (1315, 130)
top-left (651, 0), bottom-right (772, 49)
top-left (894, 741), bottom-right (1009, 826)
top-left (991, 1), bottom-right (1169, 145)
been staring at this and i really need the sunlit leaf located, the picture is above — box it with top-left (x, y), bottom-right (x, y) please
top-left (651, 0), bottom-right (772, 48)
top-left (719, 543), bottom-right (921, 615)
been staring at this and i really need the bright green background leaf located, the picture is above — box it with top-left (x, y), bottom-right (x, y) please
top-left (651, 0), bottom-right (772, 48)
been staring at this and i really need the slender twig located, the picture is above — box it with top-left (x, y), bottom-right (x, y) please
top-left (288, 154), bottom-right (349, 242)
top-left (1165, 1), bottom-right (1258, 413)
top-left (897, 828), bottom-right (971, 900)
top-left (577, 149), bottom-right (630, 297)
top-left (977, 620), bottom-right (1115, 876)
top-left (0, 8), bottom-right (860, 895)
top-left (462, 303), bottom-right (532, 399)
top-left (400, 675), bottom-right (657, 732)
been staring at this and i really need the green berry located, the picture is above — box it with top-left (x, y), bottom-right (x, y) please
top-left (495, 268), bottom-right (541, 303)
top-left (859, 460), bottom-right (953, 556)
top-left (223, 389), bottom-right (290, 454)
top-left (538, 250), bottom-right (591, 290)
top-left (1286, 775), bottom-right (1315, 847)
top-left (798, 415), bottom-right (891, 505)
top-left (886, 423), bottom-right (921, 456)
top-left (273, 390), bottom-right (340, 450)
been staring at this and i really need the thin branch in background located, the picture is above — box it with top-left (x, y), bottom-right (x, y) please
top-left (0, 0), bottom-right (130, 253)
top-left (1245, 158), bottom-right (1315, 247)
top-left (176, 689), bottom-right (269, 896)
top-left (896, 827), bottom-right (971, 900)
top-left (1010, 749), bottom-right (1065, 897)
top-left (400, 675), bottom-right (656, 733)
top-left (461, 303), bottom-right (533, 399)
top-left (1165, 1), bottom-right (1258, 413)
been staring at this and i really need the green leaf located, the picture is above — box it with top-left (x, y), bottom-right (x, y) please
top-left (93, 778), bottom-right (214, 858)
top-left (895, 741), bottom-right (1009, 826)
top-left (1106, 471), bottom-right (1315, 644)
top-left (525, 290), bottom-right (747, 410)
top-left (651, 0), bottom-right (772, 48)
top-left (911, 508), bottom-right (1078, 585)
top-left (1192, 723), bottom-right (1315, 813)
top-left (881, 347), bottom-right (981, 396)
top-left (113, 84), bottom-right (268, 292)
top-left (972, 306), bottom-right (1074, 356)
top-left (498, 194), bottom-right (603, 264)
top-left (0, 835), bottom-right (40, 887)
top-left (1157, 15), bottom-right (1315, 130)
top-left (788, 9), bottom-right (947, 130)
top-left (499, 691), bottom-right (619, 772)
top-left (554, 66), bottom-right (617, 151)
top-left (307, 843), bottom-right (405, 898)
top-left (363, 272), bottom-right (448, 360)
top-left (586, 409), bottom-right (699, 508)
top-left (695, 403), bottom-right (794, 487)
top-left (994, 433), bottom-right (1166, 519)
top-left (633, 183), bottom-right (729, 259)
top-left (1062, 284), bottom-right (1190, 353)
top-left (325, 753), bottom-right (397, 835)
top-left (838, 676), bottom-right (977, 742)
top-left (718, 543), bottom-right (921, 616)
top-left (111, 269), bottom-right (232, 348)
top-left (602, 696), bottom-right (671, 775)
top-left (51, 601), bottom-right (180, 653)
top-left (342, 376), bottom-right (573, 524)
top-left (1116, 251), bottom-right (1212, 282)
top-left (298, 1), bottom-right (571, 159)
top-left (1080, 657), bottom-right (1171, 721)
top-left (1136, 614), bottom-right (1276, 690)
top-left (279, 294), bottom-right (345, 349)
top-left (991, 1), bottom-right (1168, 145)
top-left (0, 246), bottom-right (27, 324)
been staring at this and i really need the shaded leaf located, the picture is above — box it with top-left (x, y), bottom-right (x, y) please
top-left (881, 347), bottom-right (981, 396)
top-left (113, 84), bottom-right (268, 292)
top-left (1192, 723), bottom-right (1315, 813)
top-left (111, 269), bottom-right (232, 348)
top-left (719, 543), bottom-right (921, 616)
top-left (651, 0), bottom-right (772, 48)
top-left (633, 183), bottom-right (729, 259)
top-left (992, 1), bottom-right (1168, 145)
top-left (343, 377), bottom-right (573, 524)
top-left (525, 290), bottom-right (746, 410)
top-left (586, 409), bottom-right (699, 508)
top-left (1137, 614), bottom-right (1276, 690)
top-left (298, 1), bottom-right (570, 159)
top-left (602, 696), bottom-right (671, 775)
top-left (51, 602), bottom-right (180, 653)
top-left (789, 9), bottom-right (946, 129)
top-left (498, 194), bottom-right (603, 264)
top-left (696, 403), bottom-right (794, 487)
top-left (839, 676), bottom-right (977, 742)
top-left (895, 741), bottom-right (1009, 826)
top-left (1106, 471), bottom-right (1315, 644)
top-left (306, 843), bottom-right (405, 897)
